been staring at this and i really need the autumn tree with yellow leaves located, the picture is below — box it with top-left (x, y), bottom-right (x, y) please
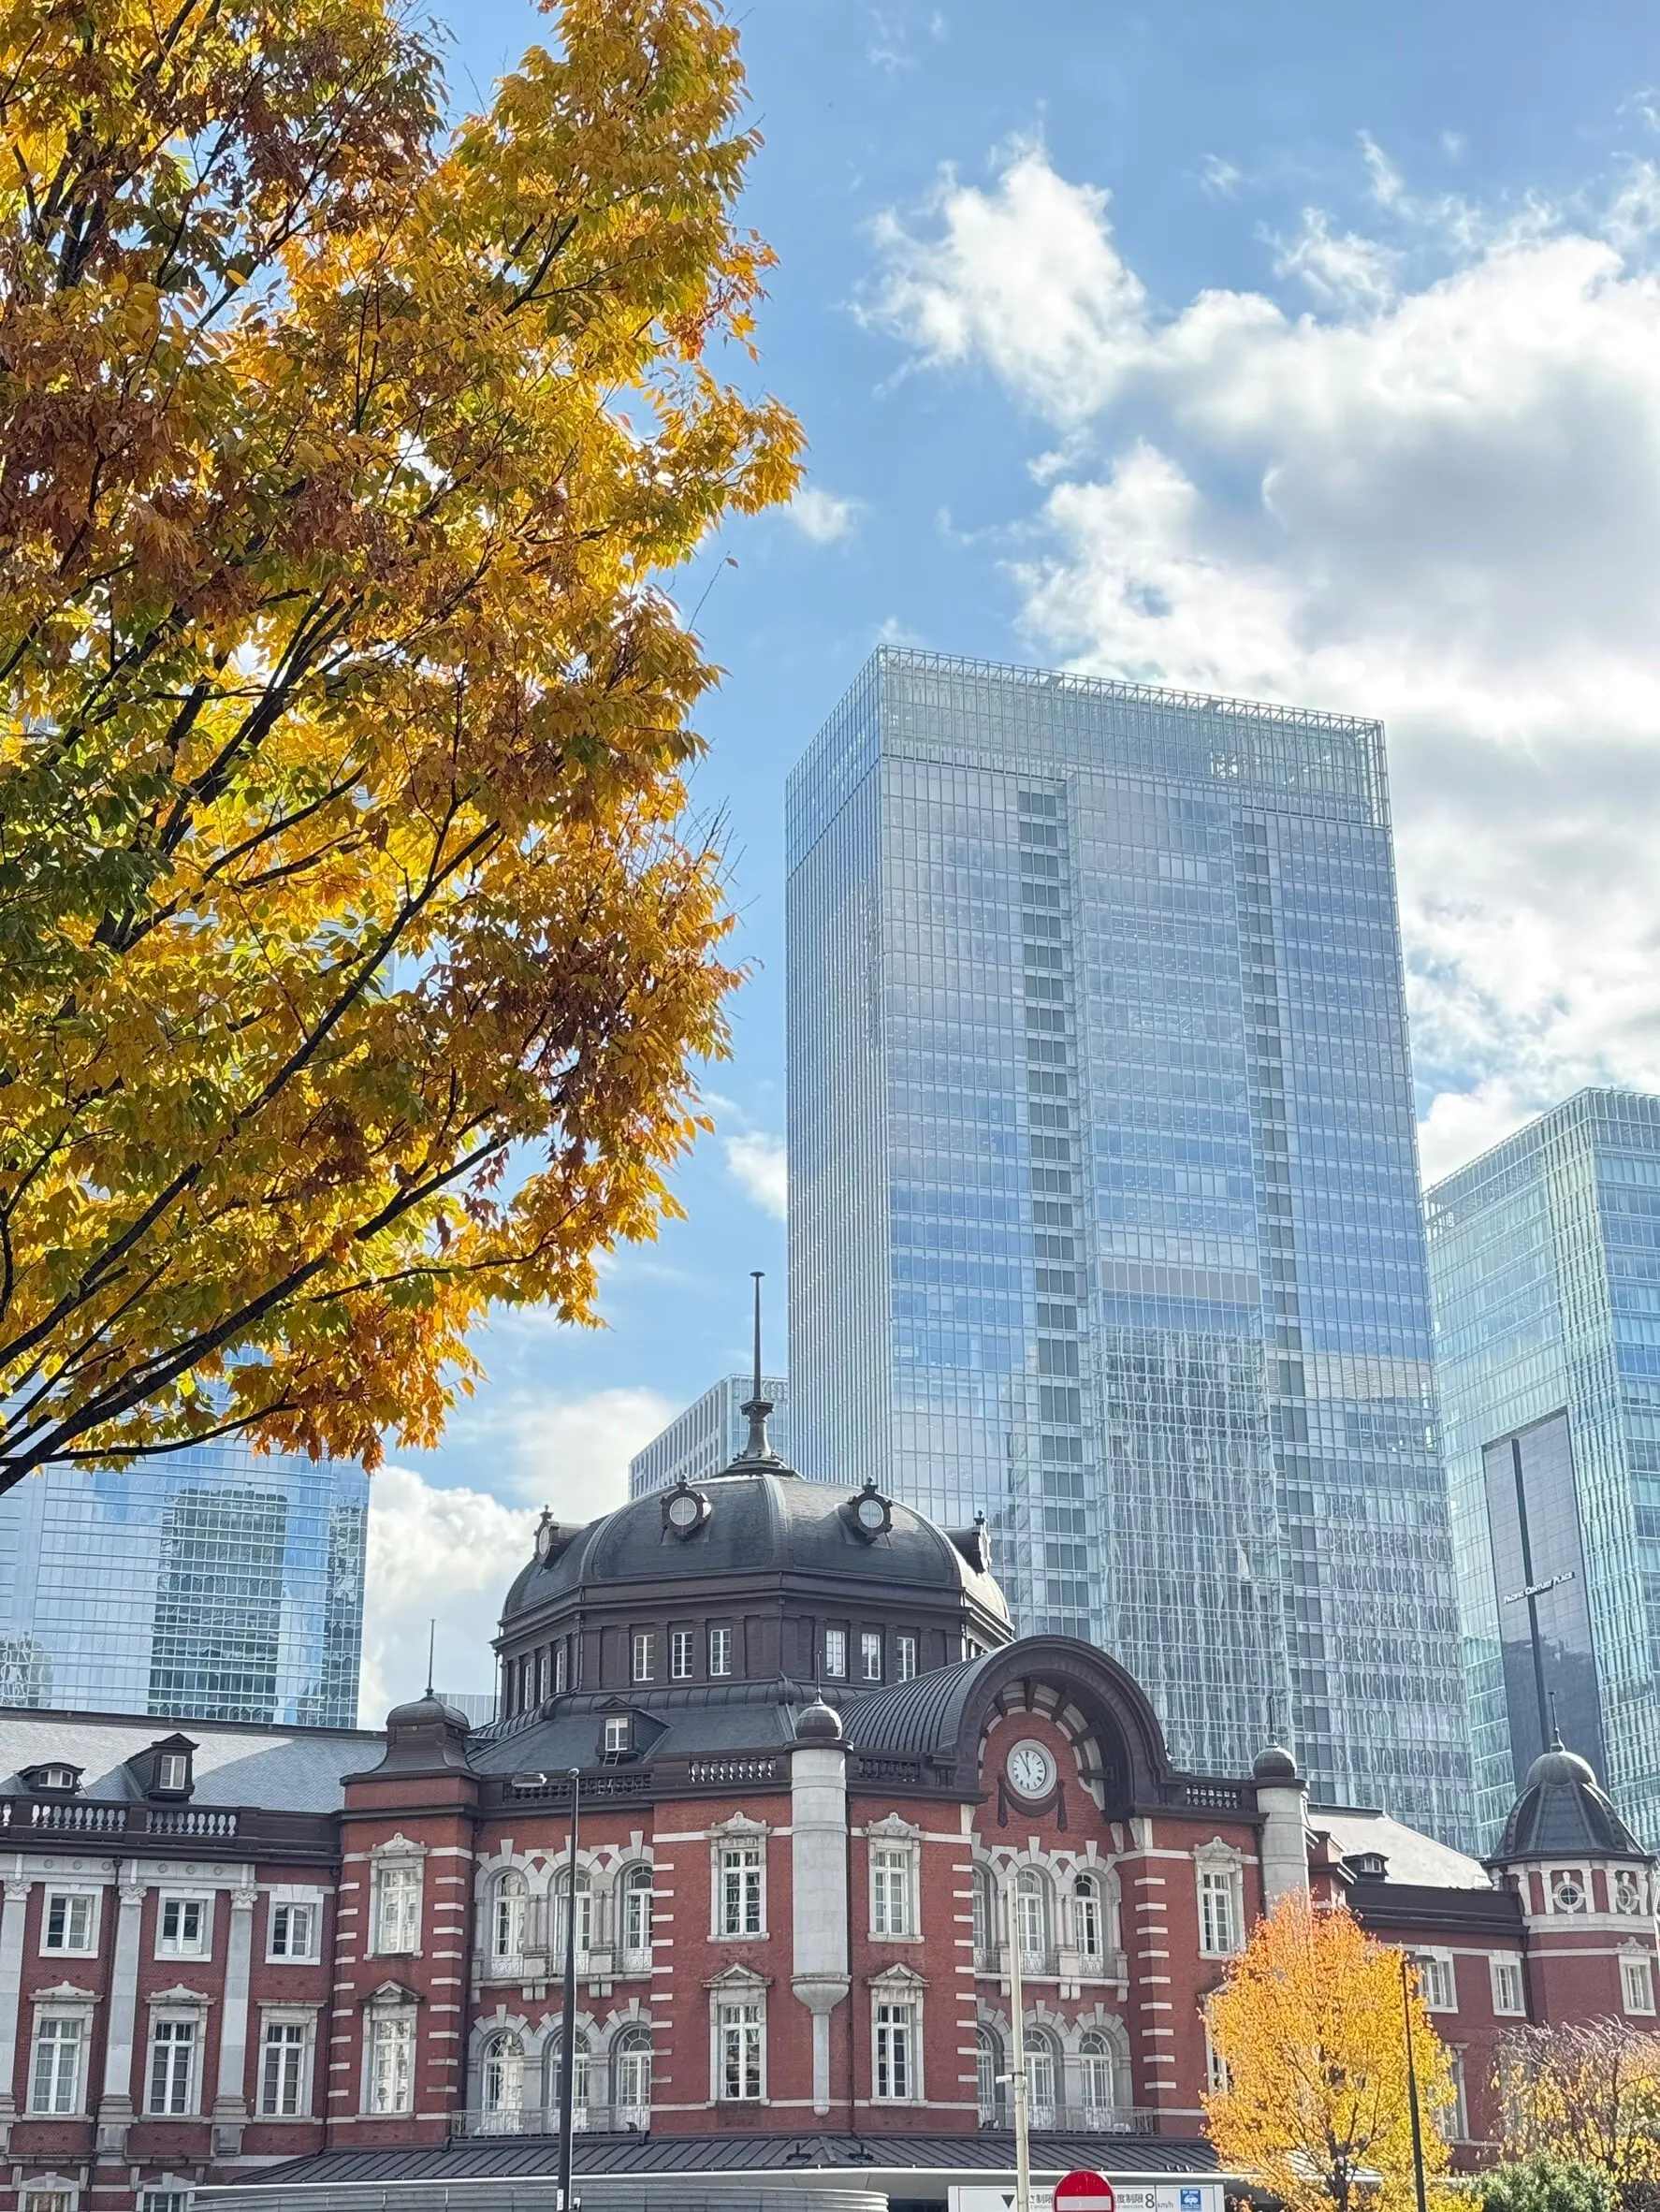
top-left (0, 0), bottom-right (802, 1488)
top-left (1203, 1894), bottom-right (1457, 2212)
top-left (1496, 2022), bottom-right (1660, 2194)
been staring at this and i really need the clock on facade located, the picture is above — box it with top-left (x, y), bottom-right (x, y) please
top-left (1006, 1739), bottom-right (1056, 1800)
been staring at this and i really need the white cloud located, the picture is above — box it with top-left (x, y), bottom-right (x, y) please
top-left (724, 1130), bottom-right (788, 1218)
top-left (360, 1465), bottom-right (534, 1720)
top-left (871, 140), bottom-right (1660, 1174)
top-left (788, 485), bottom-right (865, 545)
top-left (357, 1383), bottom-right (677, 1717)
top-left (1198, 154), bottom-right (1243, 201)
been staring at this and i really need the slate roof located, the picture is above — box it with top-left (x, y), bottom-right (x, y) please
top-left (1493, 1744), bottom-right (1651, 1864)
top-left (1307, 1806), bottom-right (1493, 1890)
top-left (222, 2132), bottom-right (1219, 2184)
top-left (501, 1465), bottom-right (1009, 1627)
top-left (0, 1708), bottom-right (383, 1812)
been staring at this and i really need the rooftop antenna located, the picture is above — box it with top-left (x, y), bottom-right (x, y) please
top-left (425, 1619), bottom-right (436, 1699)
top-left (738, 1271), bottom-right (777, 1462)
top-left (1548, 1689), bottom-right (1563, 1750)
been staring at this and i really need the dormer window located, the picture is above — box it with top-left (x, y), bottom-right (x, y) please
top-left (137, 1735), bottom-right (197, 1800)
top-left (26, 1764), bottom-right (80, 1796)
top-left (157, 1754), bottom-right (189, 1793)
top-left (602, 1714), bottom-right (632, 1761)
top-left (842, 1481), bottom-right (893, 1543)
top-left (1349, 1851), bottom-right (1389, 1881)
top-left (663, 1481), bottom-right (710, 1540)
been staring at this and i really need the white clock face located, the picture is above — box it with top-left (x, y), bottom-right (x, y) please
top-left (1007, 1739), bottom-right (1056, 1800)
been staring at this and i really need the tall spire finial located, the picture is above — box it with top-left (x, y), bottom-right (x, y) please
top-left (425, 1618), bottom-right (436, 1699)
top-left (1548, 1689), bottom-right (1564, 1750)
top-left (738, 1271), bottom-right (777, 1462)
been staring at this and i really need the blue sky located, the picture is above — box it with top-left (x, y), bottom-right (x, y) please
top-left (366, 0), bottom-right (1660, 1707)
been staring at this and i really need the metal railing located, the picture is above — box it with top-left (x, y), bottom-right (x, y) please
top-left (974, 1942), bottom-right (1128, 1982)
top-left (977, 2101), bottom-right (1165, 2134)
top-left (450, 2104), bottom-right (650, 2139)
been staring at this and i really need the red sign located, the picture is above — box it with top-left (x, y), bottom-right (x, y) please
top-left (1055, 2175), bottom-right (1116, 2212)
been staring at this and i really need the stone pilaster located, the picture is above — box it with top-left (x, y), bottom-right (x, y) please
top-left (212, 1881), bottom-right (259, 2157)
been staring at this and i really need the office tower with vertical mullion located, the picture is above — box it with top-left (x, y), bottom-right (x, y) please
top-left (1426, 1088), bottom-right (1660, 1846)
top-left (786, 648), bottom-right (1471, 1836)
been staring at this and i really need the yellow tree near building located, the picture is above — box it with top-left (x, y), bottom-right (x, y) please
top-left (1204, 1893), bottom-right (1457, 2212)
top-left (0, 0), bottom-right (802, 1491)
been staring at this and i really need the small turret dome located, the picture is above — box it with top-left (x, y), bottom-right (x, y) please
top-left (795, 1696), bottom-right (843, 1744)
top-left (1493, 1732), bottom-right (1650, 1866)
top-left (386, 1692), bottom-right (471, 1733)
top-left (1524, 1742), bottom-right (1597, 1791)
top-left (1253, 1745), bottom-right (1299, 1783)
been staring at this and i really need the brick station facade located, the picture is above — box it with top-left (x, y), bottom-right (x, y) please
top-left (1, 1446), bottom-right (1655, 2212)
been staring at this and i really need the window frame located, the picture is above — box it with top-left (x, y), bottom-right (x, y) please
top-left (147, 2012), bottom-right (202, 2117)
top-left (363, 2008), bottom-right (416, 2117)
top-left (871, 1996), bottom-right (918, 2101)
top-left (707, 1624), bottom-right (733, 1678)
top-left (611, 2024), bottom-right (652, 2121)
top-left (867, 1828), bottom-right (921, 1941)
top-left (1414, 1948), bottom-right (1458, 2014)
top-left (266, 1890), bottom-right (325, 1965)
top-left (40, 1888), bottom-right (101, 1958)
top-left (714, 1993), bottom-right (764, 2102)
top-left (669, 1626), bottom-right (694, 1681)
top-left (30, 2012), bottom-right (89, 2116)
top-left (619, 1864), bottom-right (654, 1971)
top-left (859, 1629), bottom-right (883, 1683)
top-left (1623, 1953), bottom-right (1656, 2017)
top-left (631, 1630), bottom-right (654, 1684)
top-left (258, 2012), bottom-right (315, 2119)
top-left (1489, 1955), bottom-right (1525, 2017)
top-left (895, 1633), bottom-right (919, 1682)
top-left (155, 1892), bottom-right (213, 1961)
top-left (1196, 1855), bottom-right (1243, 1958)
top-left (718, 1841), bottom-right (766, 1939)
top-left (823, 1625), bottom-right (848, 1680)
top-left (371, 1855), bottom-right (424, 1957)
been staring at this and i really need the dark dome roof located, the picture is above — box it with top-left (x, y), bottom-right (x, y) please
top-left (502, 1464), bottom-right (1012, 1627)
top-left (1253, 1745), bottom-right (1299, 1783)
top-left (386, 1692), bottom-right (471, 1734)
top-left (1493, 1737), bottom-right (1649, 1864)
top-left (794, 1696), bottom-right (843, 1743)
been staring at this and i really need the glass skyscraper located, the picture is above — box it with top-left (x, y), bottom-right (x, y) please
top-left (1426, 1088), bottom-right (1660, 1846)
top-left (0, 1438), bottom-right (368, 1726)
top-left (786, 648), bottom-right (1470, 1834)
top-left (628, 1375), bottom-right (793, 1499)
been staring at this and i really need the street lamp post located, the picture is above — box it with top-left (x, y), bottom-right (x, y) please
top-left (1400, 1953), bottom-right (1430, 2212)
top-left (1004, 1879), bottom-right (1031, 2212)
top-left (558, 1768), bottom-right (582, 2212)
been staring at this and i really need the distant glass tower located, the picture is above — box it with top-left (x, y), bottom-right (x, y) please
top-left (1426, 1088), bottom-right (1660, 1845)
top-left (0, 1439), bottom-right (368, 1725)
top-left (786, 647), bottom-right (1470, 1833)
top-left (628, 1375), bottom-right (792, 1499)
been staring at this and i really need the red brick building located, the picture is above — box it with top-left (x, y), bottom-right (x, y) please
top-left (1, 1442), bottom-right (1654, 2212)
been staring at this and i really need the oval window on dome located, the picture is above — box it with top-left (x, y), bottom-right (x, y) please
top-left (663, 1484), bottom-right (709, 1539)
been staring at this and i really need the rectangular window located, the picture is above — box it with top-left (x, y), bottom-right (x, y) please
top-left (31, 2016), bottom-right (84, 2113)
top-left (554, 1641), bottom-right (569, 1695)
top-left (367, 2015), bottom-right (415, 2115)
top-left (721, 1845), bottom-right (764, 1937)
top-left (824, 1627), bottom-right (847, 1679)
top-left (536, 1649), bottom-right (549, 1702)
top-left (159, 1897), bottom-right (209, 1957)
top-left (604, 1715), bottom-right (631, 1756)
top-left (1199, 1870), bottom-right (1238, 1956)
top-left (670, 1627), bottom-right (694, 1680)
top-left (708, 1626), bottom-right (733, 1678)
top-left (156, 1754), bottom-right (190, 1792)
top-left (871, 1848), bottom-right (913, 1938)
top-left (1490, 1957), bottom-right (1525, 2016)
top-left (1435, 2049), bottom-right (1468, 2142)
top-left (269, 1901), bottom-right (317, 1961)
top-left (896, 1634), bottom-right (918, 1681)
top-left (26, 2194), bottom-right (74, 2212)
top-left (1624, 1958), bottom-right (1656, 2016)
top-left (632, 1631), bottom-right (653, 1683)
top-left (1204, 2027), bottom-right (1230, 2093)
top-left (1416, 1952), bottom-right (1457, 2012)
top-left (373, 1861), bottom-right (421, 1955)
top-left (261, 2020), bottom-right (310, 2116)
top-left (43, 1892), bottom-right (96, 1955)
top-left (873, 2001), bottom-right (914, 2100)
top-left (140, 2194), bottom-right (190, 2212)
top-left (149, 2017), bottom-right (197, 2116)
top-left (718, 2001), bottom-right (763, 2101)
top-left (860, 1631), bottom-right (882, 1682)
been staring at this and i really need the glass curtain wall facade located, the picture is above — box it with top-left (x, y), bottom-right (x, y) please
top-left (1426, 1088), bottom-right (1660, 1845)
top-left (628, 1375), bottom-right (793, 1499)
top-left (787, 648), bottom-right (1469, 1833)
top-left (0, 1439), bottom-right (368, 1725)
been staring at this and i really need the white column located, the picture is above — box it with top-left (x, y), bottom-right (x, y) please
top-left (791, 1726), bottom-right (850, 2117)
top-left (0, 1870), bottom-right (33, 2146)
top-left (95, 1866), bottom-right (147, 2156)
top-left (1258, 1772), bottom-right (1311, 1909)
top-left (213, 1880), bottom-right (258, 2154)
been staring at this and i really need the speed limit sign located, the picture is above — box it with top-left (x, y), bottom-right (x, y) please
top-left (1054, 2176), bottom-right (1116, 2212)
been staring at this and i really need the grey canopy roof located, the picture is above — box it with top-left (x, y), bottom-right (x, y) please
top-left (1493, 1739), bottom-right (1652, 1864)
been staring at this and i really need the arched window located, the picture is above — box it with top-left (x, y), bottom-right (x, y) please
top-left (480, 2030), bottom-right (523, 2129)
top-left (971, 1867), bottom-right (997, 1966)
top-left (612, 2025), bottom-right (652, 2128)
top-left (552, 1871), bottom-right (592, 1965)
top-left (974, 2025), bottom-right (1001, 2125)
top-left (1071, 1873), bottom-right (1102, 1961)
top-left (620, 1866), bottom-right (653, 1969)
top-left (1014, 1870), bottom-right (1050, 1972)
top-left (1080, 2029), bottom-right (1114, 2115)
top-left (546, 2033), bottom-right (590, 2128)
top-left (491, 1870), bottom-right (528, 1960)
top-left (1026, 2030), bottom-right (1057, 2127)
